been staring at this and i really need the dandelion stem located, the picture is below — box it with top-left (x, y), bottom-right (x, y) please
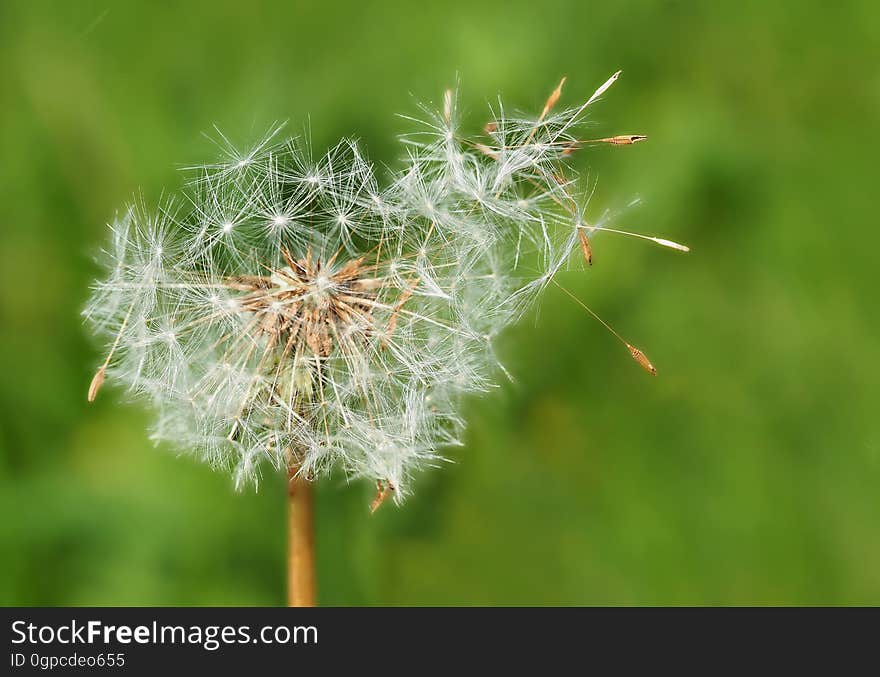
top-left (287, 464), bottom-right (316, 607)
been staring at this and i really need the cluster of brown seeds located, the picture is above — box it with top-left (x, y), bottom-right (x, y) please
top-left (232, 248), bottom-right (385, 360)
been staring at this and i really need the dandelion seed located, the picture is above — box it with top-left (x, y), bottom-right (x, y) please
top-left (87, 366), bottom-right (106, 402)
top-left (587, 224), bottom-right (690, 252)
top-left (563, 134), bottom-right (647, 156)
top-left (578, 227), bottom-right (593, 266)
top-left (552, 280), bottom-right (659, 378)
top-left (370, 480), bottom-right (394, 513)
top-left (540, 76), bottom-right (567, 121)
top-left (585, 69), bottom-right (621, 108)
top-left (627, 344), bottom-right (657, 376)
top-left (592, 134), bottom-right (648, 146)
top-left (651, 237), bottom-right (690, 252)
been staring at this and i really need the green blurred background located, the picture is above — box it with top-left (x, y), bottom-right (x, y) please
top-left (1, 0), bottom-right (878, 605)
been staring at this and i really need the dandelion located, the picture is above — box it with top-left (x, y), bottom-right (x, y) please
top-left (84, 72), bottom-right (687, 605)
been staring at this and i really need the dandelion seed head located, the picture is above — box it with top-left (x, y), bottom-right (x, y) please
top-left (85, 73), bottom-right (684, 500)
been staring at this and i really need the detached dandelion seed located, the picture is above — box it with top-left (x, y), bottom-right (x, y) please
top-left (84, 71), bottom-right (687, 604)
top-left (578, 226), bottom-right (594, 266)
top-left (627, 344), bottom-right (658, 376)
top-left (590, 134), bottom-right (648, 145)
top-left (87, 366), bottom-right (105, 402)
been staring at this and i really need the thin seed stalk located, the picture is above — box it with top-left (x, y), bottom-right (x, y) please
top-left (287, 464), bottom-right (316, 607)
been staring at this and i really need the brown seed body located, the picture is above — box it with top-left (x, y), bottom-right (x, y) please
top-left (87, 366), bottom-right (106, 402)
top-left (370, 480), bottom-right (395, 513)
top-left (596, 135), bottom-right (647, 145)
top-left (578, 229), bottom-right (593, 266)
top-left (563, 135), bottom-right (647, 156)
top-left (540, 76), bottom-right (567, 121)
top-left (627, 344), bottom-right (657, 376)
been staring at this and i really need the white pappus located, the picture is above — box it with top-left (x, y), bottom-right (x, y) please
top-left (84, 72), bottom-right (687, 505)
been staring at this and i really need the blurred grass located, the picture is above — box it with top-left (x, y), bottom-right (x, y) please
top-left (0, 0), bottom-right (878, 605)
